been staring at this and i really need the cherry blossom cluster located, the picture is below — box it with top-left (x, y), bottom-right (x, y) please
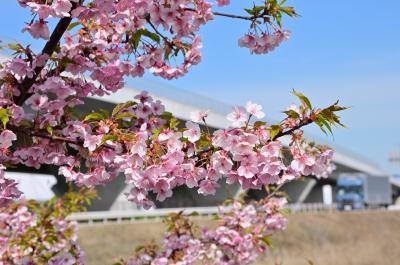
top-left (0, 88), bottom-right (342, 209)
top-left (13, 0), bottom-right (295, 83)
top-left (0, 203), bottom-right (84, 265)
top-left (238, 30), bottom-right (291, 55)
top-left (123, 198), bottom-right (287, 265)
top-left (1, 192), bottom-right (287, 265)
top-left (0, 0), bottom-right (301, 208)
top-left (0, 1), bottom-right (349, 264)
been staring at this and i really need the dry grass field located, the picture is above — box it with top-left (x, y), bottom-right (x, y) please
top-left (78, 211), bottom-right (400, 265)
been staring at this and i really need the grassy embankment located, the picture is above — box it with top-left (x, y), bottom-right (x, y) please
top-left (78, 211), bottom-right (400, 265)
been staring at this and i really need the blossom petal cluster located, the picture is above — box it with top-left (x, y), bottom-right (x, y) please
top-left (238, 30), bottom-right (291, 54)
top-left (13, 0), bottom-right (293, 86)
top-left (0, 89), bottom-right (336, 209)
top-left (0, 203), bottom-right (84, 264)
top-left (0, 0), bottom-right (303, 208)
top-left (124, 198), bottom-right (287, 265)
top-left (0, 2), bottom-right (348, 265)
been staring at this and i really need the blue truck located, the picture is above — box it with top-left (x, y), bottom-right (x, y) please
top-left (336, 174), bottom-right (392, 210)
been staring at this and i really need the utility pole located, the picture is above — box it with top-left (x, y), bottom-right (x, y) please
top-left (389, 151), bottom-right (400, 164)
top-left (389, 145), bottom-right (400, 165)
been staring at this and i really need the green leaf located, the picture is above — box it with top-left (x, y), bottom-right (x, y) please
top-left (114, 112), bottom-right (136, 120)
top-left (253, 5), bottom-right (265, 15)
top-left (318, 101), bottom-right (348, 129)
top-left (244, 5), bottom-right (265, 16)
top-left (315, 119), bottom-right (327, 135)
top-left (0, 108), bottom-right (9, 128)
top-left (67, 21), bottom-right (81, 31)
top-left (197, 135), bottom-right (210, 150)
top-left (253, 121), bottom-right (267, 128)
top-left (188, 211), bottom-right (199, 217)
top-left (141, 29), bottom-right (161, 44)
top-left (269, 124), bottom-right (281, 140)
top-left (291, 89), bottom-right (312, 110)
top-left (280, 6), bottom-right (297, 17)
top-left (99, 109), bottom-right (110, 118)
top-left (130, 30), bottom-right (142, 50)
top-left (7, 43), bottom-right (23, 52)
top-left (244, 8), bottom-right (254, 15)
top-left (130, 29), bottom-right (160, 50)
top-left (283, 109), bottom-right (300, 119)
top-left (319, 116), bottom-right (333, 135)
top-left (46, 126), bottom-right (54, 135)
top-left (160, 111), bottom-right (173, 120)
top-left (112, 101), bottom-right (136, 116)
top-left (275, 12), bottom-right (282, 28)
top-left (169, 117), bottom-right (179, 129)
top-left (260, 236), bottom-right (273, 247)
top-left (101, 134), bottom-right (118, 145)
top-left (83, 112), bottom-right (106, 122)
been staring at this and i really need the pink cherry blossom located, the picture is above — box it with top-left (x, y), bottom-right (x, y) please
top-left (83, 134), bottom-right (102, 152)
top-left (183, 121), bottom-right (201, 143)
top-left (211, 151), bottom-right (233, 175)
top-left (216, 0), bottom-right (230, 7)
top-left (246, 101), bottom-right (265, 119)
top-left (198, 179), bottom-right (219, 195)
top-left (290, 151), bottom-right (316, 175)
top-left (237, 159), bottom-right (258, 179)
top-left (0, 1), bottom-right (345, 263)
top-left (238, 30), bottom-right (290, 54)
top-left (26, 94), bottom-right (48, 110)
top-left (26, 2), bottom-right (54, 19)
top-left (190, 109), bottom-right (210, 123)
top-left (52, 0), bottom-right (72, 17)
top-left (22, 20), bottom-right (50, 40)
top-left (5, 58), bottom-right (34, 78)
top-left (0, 130), bottom-right (17, 149)
top-left (0, 165), bottom-right (22, 207)
top-left (227, 106), bottom-right (248, 127)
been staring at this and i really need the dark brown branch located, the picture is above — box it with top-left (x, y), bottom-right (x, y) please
top-left (9, 124), bottom-right (117, 150)
top-left (271, 118), bottom-right (313, 141)
top-left (265, 181), bottom-right (285, 200)
top-left (146, 17), bottom-right (170, 43)
top-left (184, 8), bottom-right (263, 21)
top-left (9, 125), bottom-right (83, 145)
top-left (15, 4), bottom-right (77, 106)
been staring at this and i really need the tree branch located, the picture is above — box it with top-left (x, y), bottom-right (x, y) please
top-left (184, 8), bottom-right (263, 21)
top-left (9, 125), bottom-right (82, 146)
top-left (9, 124), bottom-right (118, 151)
top-left (271, 118), bottom-right (313, 141)
top-left (15, 5), bottom-right (77, 106)
top-left (146, 17), bottom-right (170, 44)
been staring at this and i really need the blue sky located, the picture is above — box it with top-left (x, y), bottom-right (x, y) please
top-left (1, 1), bottom-right (400, 174)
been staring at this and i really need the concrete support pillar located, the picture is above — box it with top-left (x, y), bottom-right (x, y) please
top-left (297, 179), bottom-right (317, 203)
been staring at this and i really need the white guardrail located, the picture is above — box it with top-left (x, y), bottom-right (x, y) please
top-left (67, 203), bottom-right (338, 225)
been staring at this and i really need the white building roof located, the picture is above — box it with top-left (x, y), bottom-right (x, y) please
top-left (6, 172), bottom-right (57, 201)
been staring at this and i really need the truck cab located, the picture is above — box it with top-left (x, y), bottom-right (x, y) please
top-left (336, 174), bottom-right (392, 210)
top-left (336, 176), bottom-right (365, 210)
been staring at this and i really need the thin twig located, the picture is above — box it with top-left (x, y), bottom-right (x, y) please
top-left (265, 182), bottom-right (285, 200)
top-left (146, 17), bottom-right (170, 44)
top-left (184, 8), bottom-right (263, 21)
top-left (271, 118), bottom-right (313, 141)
